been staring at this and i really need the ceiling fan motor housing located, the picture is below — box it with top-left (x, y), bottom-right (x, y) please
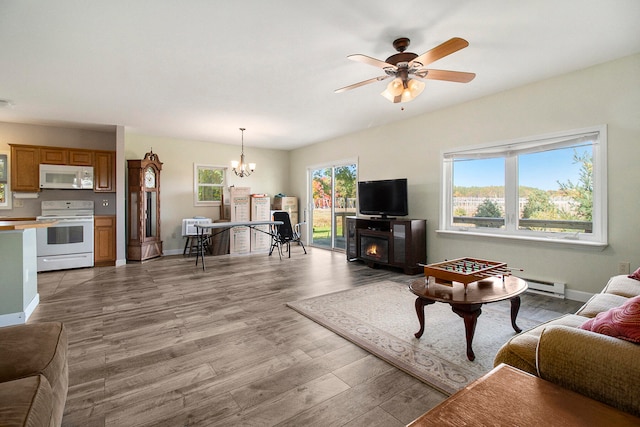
top-left (387, 37), bottom-right (418, 66)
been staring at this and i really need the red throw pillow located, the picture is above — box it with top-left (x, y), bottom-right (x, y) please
top-left (580, 295), bottom-right (640, 343)
top-left (629, 267), bottom-right (640, 281)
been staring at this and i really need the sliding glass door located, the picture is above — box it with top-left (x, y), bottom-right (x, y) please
top-left (309, 162), bottom-right (357, 250)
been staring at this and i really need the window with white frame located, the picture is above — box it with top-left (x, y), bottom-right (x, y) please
top-left (0, 152), bottom-right (11, 209)
top-left (194, 164), bottom-right (225, 206)
top-left (440, 125), bottom-right (607, 246)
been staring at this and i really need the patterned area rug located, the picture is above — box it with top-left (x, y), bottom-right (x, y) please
top-left (287, 280), bottom-right (539, 395)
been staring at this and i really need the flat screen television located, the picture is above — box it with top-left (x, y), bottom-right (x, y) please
top-left (358, 178), bottom-right (408, 218)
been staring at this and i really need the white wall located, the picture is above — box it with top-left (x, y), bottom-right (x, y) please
top-left (289, 54), bottom-right (640, 296)
top-left (124, 132), bottom-right (289, 253)
top-left (0, 122), bottom-right (115, 150)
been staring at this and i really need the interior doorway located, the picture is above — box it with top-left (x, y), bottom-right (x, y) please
top-left (309, 162), bottom-right (357, 250)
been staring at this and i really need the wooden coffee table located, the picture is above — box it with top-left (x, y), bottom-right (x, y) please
top-left (409, 276), bottom-right (527, 361)
top-left (408, 364), bottom-right (640, 426)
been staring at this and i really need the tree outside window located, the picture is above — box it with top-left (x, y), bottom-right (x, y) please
top-left (194, 164), bottom-right (225, 206)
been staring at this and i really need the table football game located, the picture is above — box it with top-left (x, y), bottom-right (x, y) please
top-left (423, 257), bottom-right (512, 287)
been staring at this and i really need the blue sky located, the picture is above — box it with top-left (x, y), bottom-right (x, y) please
top-left (454, 146), bottom-right (590, 191)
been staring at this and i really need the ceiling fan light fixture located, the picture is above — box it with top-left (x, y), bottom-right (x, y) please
top-left (401, 79), bottom-right (425, 102)
top-left (381, 78), bottom-right (404, 103)
top-left (381, 78), bottom-right (425, 103)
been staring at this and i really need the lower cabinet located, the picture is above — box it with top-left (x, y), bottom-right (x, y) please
top-left (94, 215), bottom-right (116, 266)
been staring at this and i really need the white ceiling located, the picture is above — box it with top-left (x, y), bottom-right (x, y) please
top-left (0, 1), bottom-right (639, 150)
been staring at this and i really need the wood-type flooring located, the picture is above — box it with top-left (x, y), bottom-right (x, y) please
top-left (29, 248), bottom-right (583, 426)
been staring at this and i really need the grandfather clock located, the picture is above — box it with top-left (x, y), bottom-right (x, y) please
top-left (127, 150), bottom-right (163, 261)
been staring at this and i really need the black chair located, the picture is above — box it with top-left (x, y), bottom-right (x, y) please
top-left (269, 211), bottom-right (307, 259)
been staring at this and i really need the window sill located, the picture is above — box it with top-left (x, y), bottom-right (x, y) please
top-left (194, 201), bottom-right (222, 207)
top-left (436, 229), bottom-right (607, 251)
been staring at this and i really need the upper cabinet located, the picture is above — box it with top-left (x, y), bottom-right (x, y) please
top-left (69, 149), bottom-right (93, 166)
top-left (94, 150), bottom-right (114, 192)
top-left (9, 144), bottom-right (115, 193)
top-left (10, 145), bottom-right (39, 191)
top-left (40, 147), bottom-right (68, 165)
top-left (40, 147), bottom-right (94, 166)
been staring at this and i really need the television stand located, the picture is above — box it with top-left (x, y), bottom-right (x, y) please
top-left (346, 217), bottom-right (426, 275)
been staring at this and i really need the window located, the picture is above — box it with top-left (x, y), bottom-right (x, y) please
top-left (194, 164), bottom-right (225, 206)
top-left (0, 152), bottom-right (10, 209)
top-left (440, 125), bottom-right (607, 247)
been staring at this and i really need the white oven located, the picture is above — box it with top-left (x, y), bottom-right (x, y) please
top-left (36, 200), bottom-right (95, 272)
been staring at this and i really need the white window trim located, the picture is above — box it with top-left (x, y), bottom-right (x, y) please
top-left (193, 163), bottom-right (226, 207)
top-left (438, 125), bottom-right (607, 249)
top-left (0, 150), bottom-right (11, 210)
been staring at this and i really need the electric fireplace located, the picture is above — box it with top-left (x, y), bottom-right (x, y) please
top-left (346, 217), bottom-right (427, 275)
top-left (360, 235), bottom-right (389, 264)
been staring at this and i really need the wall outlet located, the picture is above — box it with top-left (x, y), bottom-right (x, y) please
top-left (14, 199), bottom-right (24, 208)
top-left (618, 262), bottom-right (631, 275)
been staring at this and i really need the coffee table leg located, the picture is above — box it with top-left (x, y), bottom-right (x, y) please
top-left (414, 297), bottom-right (436, 338)
top-left (510, 296), bottom-right (522, 333)
top-left (451, 304), bottom-right (482, 361)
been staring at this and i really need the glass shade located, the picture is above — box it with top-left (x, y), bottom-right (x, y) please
top-left (381, 78), bottom-right (425, 103)
top-left (381, 78), bottom-right (404, 103)
top-left (401, 79), bottom-right (425, 102)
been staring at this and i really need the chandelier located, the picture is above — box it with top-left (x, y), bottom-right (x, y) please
top-left (231, 127), bottom-right (255, 177)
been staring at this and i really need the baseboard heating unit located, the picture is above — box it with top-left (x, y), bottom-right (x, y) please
top-left (521, 278), bottom-right (566, 299)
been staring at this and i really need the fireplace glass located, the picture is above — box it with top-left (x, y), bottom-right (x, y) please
top-left (360, 235), bottom-right (389, 264)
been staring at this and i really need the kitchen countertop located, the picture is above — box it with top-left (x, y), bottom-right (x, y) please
top-left (0, 217), bottom-right (37, 221)
top-left (0, 219), bottom-right (58, 231)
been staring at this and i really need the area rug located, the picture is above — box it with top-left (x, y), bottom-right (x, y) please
top-left (287, 280), bottom-right (539, 395)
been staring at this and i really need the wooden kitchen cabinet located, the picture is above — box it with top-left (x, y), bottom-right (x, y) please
top-left (40, 147), bottom-right (68, 164)
top-left (94, 215), bottom-right (116, 266)
top-left (94, 150), bottom-right (115, 192)
top-left (10, 145), bottom-right (40, 192)
top-left (68, 149), bottom-right (94, 166)
top-left (41, 147), bottom-right (93, 166)
top-left (10, 143), bottom-right (115, 193)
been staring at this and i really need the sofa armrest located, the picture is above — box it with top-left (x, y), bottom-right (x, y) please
top-left (537, 325), bottom-right (640, 416)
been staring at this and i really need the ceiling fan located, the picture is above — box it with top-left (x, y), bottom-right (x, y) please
top-left (335, 37), bottom-right (475, 103)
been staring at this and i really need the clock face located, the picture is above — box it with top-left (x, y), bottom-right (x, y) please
top-left (145, 167), bottom-right (156, 188)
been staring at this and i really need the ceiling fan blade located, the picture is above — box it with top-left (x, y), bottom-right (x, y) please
top-left (422, 69), bottom-right (476, 83)
top-left (335, 75), bottom-right (390, 93)
top-left (410, 37), bottom-right (469, 67)
top-left (347, 54), bottom-right (395, 70)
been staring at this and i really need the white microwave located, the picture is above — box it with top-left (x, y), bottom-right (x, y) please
top-left (39, 164), bottom-right (94, 189)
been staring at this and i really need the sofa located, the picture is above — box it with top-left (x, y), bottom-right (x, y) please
top-left (0, 322), bottom-right (68, 427)
top-left (494, 273), bottom-right (640, 416)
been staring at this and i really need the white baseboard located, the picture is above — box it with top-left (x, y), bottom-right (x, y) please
top-left (24, 293), bottom-right (39, 320)
top-left (0, 312), bottom-right (26, 327)
top-left (0, 294), bottom-right (40, 327)
top-left (163, 248), bottom-right (184, 256)
top-left (565, 289), bottom-right (594, 303)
